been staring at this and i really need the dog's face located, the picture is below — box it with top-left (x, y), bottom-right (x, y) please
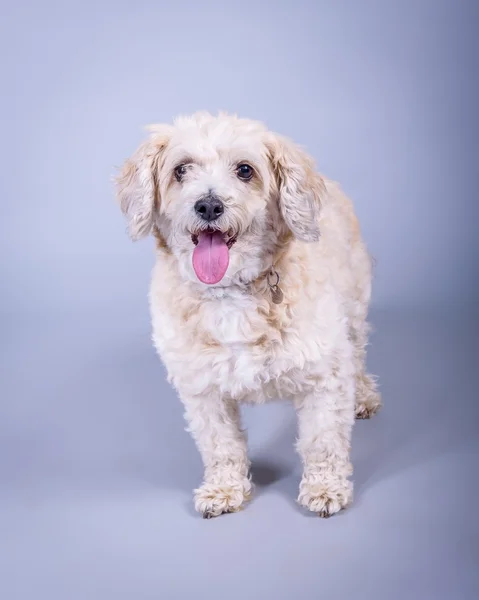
top-left (116, 112), bottom-right (325, 287)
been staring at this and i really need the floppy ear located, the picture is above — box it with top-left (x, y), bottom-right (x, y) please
top-left (115, 128), bottom-right (170, 240)
top-left (267, 133), bottom-right (325, 242)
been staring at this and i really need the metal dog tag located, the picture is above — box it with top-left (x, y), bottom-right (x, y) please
top-left (268, 269), bottom-right (283, 304)
top-left (271, 285), bottom-right (284, 304)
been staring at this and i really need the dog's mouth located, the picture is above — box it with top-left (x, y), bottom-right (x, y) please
top-left (191, 228), bottom-right (237, 285)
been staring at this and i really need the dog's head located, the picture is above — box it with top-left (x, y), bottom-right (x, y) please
top-left (116, 112), bottom-right (325, 286)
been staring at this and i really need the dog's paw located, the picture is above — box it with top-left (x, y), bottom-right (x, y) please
top-left (355, 395), bottom-right (382, 420)
top-left (194, 476), bottom-right (252, 519)
top-left (355, 376), bottom-right (382, 419)
top-left (298, 478), bottom-right (353, 518)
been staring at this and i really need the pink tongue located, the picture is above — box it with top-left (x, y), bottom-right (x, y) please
top-left (192, 231), bottom-right (229, 284)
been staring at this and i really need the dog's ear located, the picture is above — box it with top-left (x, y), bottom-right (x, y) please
top-left (266, 133), bottom-right (325, 242)
top-left (115, 127), bottom-right (171, 240)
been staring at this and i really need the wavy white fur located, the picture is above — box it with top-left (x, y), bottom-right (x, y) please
top-left (116, 112), bottom-right (381, 518)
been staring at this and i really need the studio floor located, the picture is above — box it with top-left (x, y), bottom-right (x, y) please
top-left (1, 307), bottom-right (478, 599)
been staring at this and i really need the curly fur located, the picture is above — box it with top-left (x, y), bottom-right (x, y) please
top-left (115, 111), bottom-right (381, 518)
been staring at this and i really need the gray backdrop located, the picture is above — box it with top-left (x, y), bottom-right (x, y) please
top-left (1, 1), bottom-right (478, 599)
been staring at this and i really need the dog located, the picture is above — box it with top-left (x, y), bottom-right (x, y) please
top-left (115, 111), bottom-right (381, 518)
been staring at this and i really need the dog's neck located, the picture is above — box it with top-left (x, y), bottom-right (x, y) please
top-left (198, 232), bottom-right (294, 306)
top-left (247, 232), bottom-right (293, 302)
top-left (153, 226), bottom-right (293, 304)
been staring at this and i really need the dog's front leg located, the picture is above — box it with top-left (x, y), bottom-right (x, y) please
top-left (182, 393), bottom-right (251, 518)
top-left (294, 363), bottom-right (355, 518)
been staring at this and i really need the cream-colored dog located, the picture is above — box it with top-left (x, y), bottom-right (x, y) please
top-left (116, 111), bottom-right (381, 518)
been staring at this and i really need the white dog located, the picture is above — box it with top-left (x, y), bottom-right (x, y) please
top-left (116, 111), bottom-right (381, 518)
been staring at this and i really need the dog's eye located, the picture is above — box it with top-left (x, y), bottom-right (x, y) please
top-left (236, 163), bottom-right (254, 181)
top-left (174, 164), bottom-right (188, 182)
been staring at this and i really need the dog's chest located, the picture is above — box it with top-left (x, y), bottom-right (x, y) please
top-left (201, 295), bottom-right (271, 345)
top-left (191, 294), bottom-right (305, 399)
top-left (155, 287), bottom-right (325, 400)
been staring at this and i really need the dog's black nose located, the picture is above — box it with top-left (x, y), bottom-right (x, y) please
top-left (194, 195), bottom-right (224, 222)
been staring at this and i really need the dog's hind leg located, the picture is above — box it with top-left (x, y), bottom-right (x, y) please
top-left (348, 243), bottom-right (382, 420)
top-left (350, 316), bottom-right (382, 419)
